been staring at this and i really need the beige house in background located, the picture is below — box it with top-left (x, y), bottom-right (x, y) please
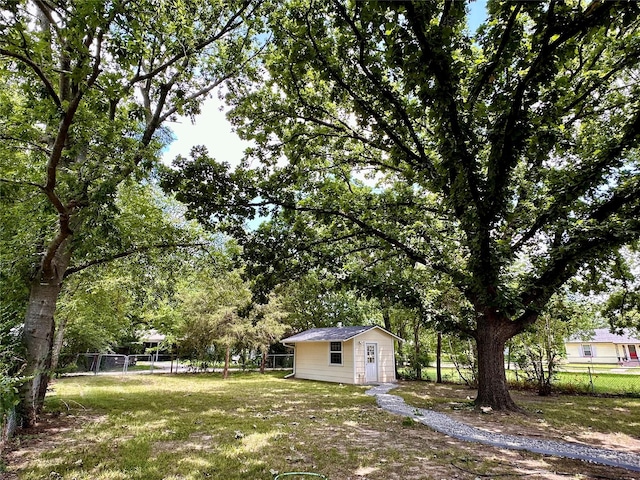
top-left (281, 326), bottom-right (402, 384)
top-left (565, 328), bottom-right (640, 366)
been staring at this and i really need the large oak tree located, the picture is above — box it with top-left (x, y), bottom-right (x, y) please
top-left (164, 0), bottom-right (640, 410)
top-left (0, 0), bottom-right (262, 425)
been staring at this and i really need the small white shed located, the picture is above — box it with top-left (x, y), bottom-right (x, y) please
top-left (281, 326), bottom-right (403, 384)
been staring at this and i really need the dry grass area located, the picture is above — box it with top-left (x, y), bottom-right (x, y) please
top-left (3, 373), bottom-right (639, 480)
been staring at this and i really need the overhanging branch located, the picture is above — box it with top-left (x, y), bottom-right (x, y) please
top-left (127, 1), bottom-right (254, 86)
top-left (0, 48), bottom-right (62, 109)
top-left (515, 209), bottom-right (640, 330)
top-left (63, 242), bottom-right (210, 278)
top-left (512, 106), bottom-right (640, 253)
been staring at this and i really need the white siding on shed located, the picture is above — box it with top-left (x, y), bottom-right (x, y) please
top-left (294, 339), bottom-right (355, 384)
top-left (353, 329), bottom-right (396, 384)
top-left (283, 326), bottom-right (401, 385)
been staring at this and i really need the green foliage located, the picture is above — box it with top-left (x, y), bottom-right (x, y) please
top-left (1, 0), bottom-right (265, 419)
top-left (52, 182), bottom-right (214, 366)
top-left (446, 336), bottom-right (478, 388)
top-left (56, 272), bottom-right (139, 356)
top-left (0, 375), bottom-right (26, 419)
top-left (401, 416), bottom-right (416, 428)
top-left (248, 293), bottom-right (290, 355)
top-left (161, 0), bottom-right (640, 407)
top-left (602, 290), bottom-right (640, 331)
top-left (509, 293), bottom-right (597, 395)
top-left (165, 0), bottom-right (640, 325)
top-left (0, 80), bottom-right (52, 359)
top-left (276, 272), bottom-right (380, 331)
top-left (0, 301), bottom-right (25, 431)
top-left (598, 249), bottom-right (640, 331)
top-left (174, 269), bottom-right (252, 366)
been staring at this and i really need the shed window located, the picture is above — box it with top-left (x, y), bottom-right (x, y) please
top-left (582, 344), bottom-right (592, 357)
top-left (330, 342), bottom-right (342, 365)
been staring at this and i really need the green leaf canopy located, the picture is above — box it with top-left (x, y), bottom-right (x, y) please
top-left (163, 0), bottom-right (640, 409)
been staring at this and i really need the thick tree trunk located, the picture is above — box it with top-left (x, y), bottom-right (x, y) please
top-left (18, 279), bottom-right (64, 426)
top-left (18, 239), bottom-right (71, 427)
top-left (474, 315), bottom-right (520, 411)
top-left (260, 351), bottom-right (266, 374)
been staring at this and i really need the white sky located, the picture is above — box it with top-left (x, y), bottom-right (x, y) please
top-left (163, 0), bottom-right (487, 167)
top-left (161, 97), bottom-right (249, 167)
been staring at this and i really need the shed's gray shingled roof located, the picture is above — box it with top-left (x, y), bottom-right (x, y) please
top-left (282, 326), bottom-right (377, 343)
top-left (567, 328), bottom-right (640, 344)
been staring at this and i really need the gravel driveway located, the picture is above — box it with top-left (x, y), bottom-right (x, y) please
top-left (366, 383), bottom-right (640, 472)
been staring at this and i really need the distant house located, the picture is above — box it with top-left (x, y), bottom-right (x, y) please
top-left (139, 329), bottom-right (169, 361)
top-left (565, 328), bottom-right (640, 366)
top-left (281, 326), bottom-right (403, 384)
top-left (141, 329), bottom-right (166, 350)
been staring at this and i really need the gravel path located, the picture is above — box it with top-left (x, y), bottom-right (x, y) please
top-left (366, 383), bottom-right (640, 472)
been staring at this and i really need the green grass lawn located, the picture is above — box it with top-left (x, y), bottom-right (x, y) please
top-left (418, 366), bottom-right (640, 396)
top-left (6, 372), bottom-right (640, 480)
top-left (14, 373), bottom-right (402, 480)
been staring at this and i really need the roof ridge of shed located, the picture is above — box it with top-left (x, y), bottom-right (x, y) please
top-left (282, 325), bottom-right (403, 343)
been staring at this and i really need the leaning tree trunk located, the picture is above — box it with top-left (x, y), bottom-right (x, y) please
top-left (18, 240), bottom-right (71, 427)
top-left (474, 314), bottom-right (520, 411)
top-left (19, 281), bottom-right (64, 426)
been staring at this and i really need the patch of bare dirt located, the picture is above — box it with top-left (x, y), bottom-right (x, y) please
top-left (2, 411), bottom-right (92, 478)
top-left (397, 381), bottom-right (640, 455)
top-left (151, 432), bottom-right (218, 456)
top-left (440, 406), bottom-right (640, 452)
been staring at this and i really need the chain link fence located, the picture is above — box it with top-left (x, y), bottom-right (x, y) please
top-left (264, 354), bottom-right (294, 369)
top-left (70, 353), bottom-right (294, 375)
top-left (74, 354), bottom-right (175, 374)
top-left (552, 365), bottom-right (640, 396)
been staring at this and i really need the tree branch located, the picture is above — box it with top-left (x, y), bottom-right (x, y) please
top-left (0, 178), bottom-right (45, 190)
top-left (331, 0), bottom-right (436, 179)
top-left (402, 1), bottom-right (483, 218)
top-left (63, 242), bottom-right (209, 278)
top-left (127, 1), bottom-right (254, 86)
top-left (562, 52), bottom-right (640, 115)
top-left (0, 135), bottom-right (52, 156)
top-left (486, 1), bottom-right (619, 221)
top-left (0, 48), bottom-right (61, 109)
top-left (512, 107), bottom-right (640, 253)
top-left (467, 3), bottom-right (522, 107)
top-left (515, 214), bottom-right (640, 332)
top-left (301, 5), bottom-right (426, 175)
top-left (264, 197), bottom-right (467, 281)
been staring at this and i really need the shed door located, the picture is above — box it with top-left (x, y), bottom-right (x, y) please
top-left (629, 345), bottom-right (638, 360)
top-left (365, 343), bottom-right (378, 383)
